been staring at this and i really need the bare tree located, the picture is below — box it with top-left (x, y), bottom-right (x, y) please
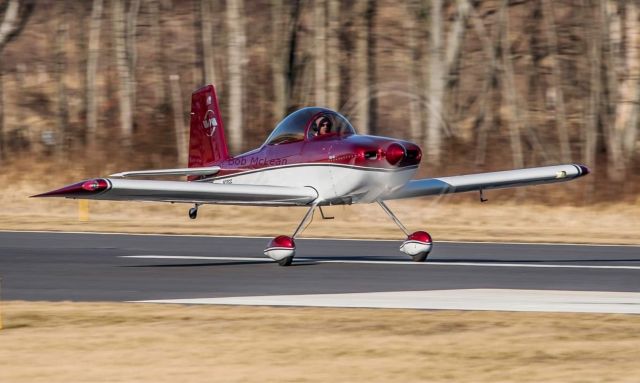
top-left (227, 0), bottom-right (246, 153)
top-left (601, 0), bottom-right (638, 181)
top-left (270, 0), bottom-right (287, 119)
top-left (620, 2), bottom-right (640, 159)
top-left (200, 0), bottom-right (216, 85)
top-left (169, 74), bottom-right (187, 165)
top-left (0, 0), bottom-right (31, 159)
top-left (55, 0), bottom-right (69, 156)
top-left (326, 0), bottom-right (340, 109)
top-left (583, 0), bottom-right (601, 174)
top-left (147, 0), bottom-right (166, 105)
top-left (542, 0), bottom-right (571, 163)
top-left (112, 0), bottom-right (133, 146)
top-left (86, 0), bottom-right (103, 147)
top-left (424, 0), bottom-right (470, 165)
top-left (406, 0), bottom-right (424, 143)
top-left (351, 0), bottom-right (371, 134)
top-left (314, 0), bottom-right (327, 106)
top-left (499, 0), bottom-right (524, 170)
top-left (469, 3), bottom-right (498, 166)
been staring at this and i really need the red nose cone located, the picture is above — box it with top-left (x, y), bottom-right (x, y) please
top-left (268, 235), bottom-right (295, 249)
top-left (386, 143), bottom-right (406, 165)
top-left (408, 231), bottom-right (432, 244)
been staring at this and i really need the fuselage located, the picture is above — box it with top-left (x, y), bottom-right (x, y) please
top-left (206, 133), bottom-right (422, 205)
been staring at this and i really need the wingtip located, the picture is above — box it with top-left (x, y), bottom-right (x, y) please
top-left (577, 164), bottom-right (591, 176)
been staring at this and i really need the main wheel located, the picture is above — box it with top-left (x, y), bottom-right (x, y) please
top-left (277, 256), bottom-right (294, 266)
top-left (400, 231), bottom-right (433, 262)
top-left (411, 252), bottom-right (429, 262)
top-left (188, 207), bottom-right (198, 219)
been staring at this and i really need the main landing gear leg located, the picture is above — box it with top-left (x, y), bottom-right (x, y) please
top-left (264, 202), bottom-right (318, 266)
top-left (377, 200), bottom-right (433, 262)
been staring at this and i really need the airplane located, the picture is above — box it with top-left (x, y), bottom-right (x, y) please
top-left (34, 84), bottom-right (590, 266)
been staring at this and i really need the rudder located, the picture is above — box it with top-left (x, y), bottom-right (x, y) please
top-left (188, 84), bottom-right (229, 169)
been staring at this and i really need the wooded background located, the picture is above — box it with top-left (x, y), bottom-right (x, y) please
top-left (0, 0), bottom-right (638, 200)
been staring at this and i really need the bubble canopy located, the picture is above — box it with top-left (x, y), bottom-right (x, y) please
top-left (264, 107), bottom-right (356, 145)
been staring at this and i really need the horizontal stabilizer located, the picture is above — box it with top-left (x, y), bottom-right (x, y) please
top-left (33, 178), bottom-right (318, 206)
top-left (109, 166), bottom-right (221, 178)
top-left (384, 164), bottom-right (589, 200)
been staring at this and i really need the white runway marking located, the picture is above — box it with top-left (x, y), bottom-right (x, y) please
top-left (135, 289), bottom-right (640, 314)
top-left (122, 255), bottom-right (640, 270)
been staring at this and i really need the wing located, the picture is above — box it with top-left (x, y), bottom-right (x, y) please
top-left (33, 178), bottom-right (318, 206)
top-left (109, 166), bottom-right (221, 178)
top-left (384, 164), bottom-right (590, 201)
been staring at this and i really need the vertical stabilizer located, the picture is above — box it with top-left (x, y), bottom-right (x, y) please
top-left (188, 85), bottom-right (229, 170)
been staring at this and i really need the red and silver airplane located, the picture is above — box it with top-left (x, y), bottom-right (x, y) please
top-left (35, 84), bottom-right (590, 266)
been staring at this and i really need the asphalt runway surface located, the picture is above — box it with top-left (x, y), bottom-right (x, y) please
top-left (1, 230), bottom-right (639, 310)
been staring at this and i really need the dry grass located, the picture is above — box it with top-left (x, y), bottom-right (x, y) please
top-left (1, 174), bottom-right (639, 244)
top-left (0, 301), bottom-right (639, 383)
top-left (0, 167), bottom-right (638, 243)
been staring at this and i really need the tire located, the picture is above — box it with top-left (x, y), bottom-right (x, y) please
top-left (277, 256), bottom-right (294, 266)
top-left (411, 252), bottom-right (429, 262)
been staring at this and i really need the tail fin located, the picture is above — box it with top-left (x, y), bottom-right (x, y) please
top-left (188, 84), bottom-right (229, 169)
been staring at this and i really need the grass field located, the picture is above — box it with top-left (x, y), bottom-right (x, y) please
top-left (1, 165), bottom-right (638, 244)
top-left (0, 301), bottom-right (639, 383)
top-left (2, 174), bottom-right (639, 382)
top-left (4, 192), bottom-right (640, 244)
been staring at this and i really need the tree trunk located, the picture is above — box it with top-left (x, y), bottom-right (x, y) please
top-left (352, 0), bottom-right (370, 134)
top-left (200, 0), bottom-right (216, 85)
top-left (86, 0), bottom-right (103, 148)
top-left (602, 0), bottom-right (626, 181)
top-left (542, 0), bottom-right (571, 163)
top-left (406, 0), bottom-right (423, 143)
top-left (126, 0), bottom-right (140, 110)
top-left (148, 0), bottom-right (166, 104)
top-left (227, 0), bottom-right (246, 153)
top-left (314, 0), bottom-right (327, 106)
top-left (621, 2), bottom-right (640, 158)
top-left (469, 3), bottom-right (498, 166)
top-left (426, 0), bottom-right (444, 164)
top-left (270, 0), bottom-right (287, 119)
top-left (326, 0), bottom-right (340, 110)
top-left (584, 0), bottom-right (601, 173)
top-left (169, 74), bottom-right (187, 166)
top-left (55, 1), bottom-right (69, 156)
top-left (500, 0), bottom-right (524, 170)
top-left (425, 0), bottom-right (469, 165)
top-left (366, 0), bottom-right (377, 135)
top-left (112, 0), bottom-right (133, 146)
top-left (0, 0), bottom-right (21, 159)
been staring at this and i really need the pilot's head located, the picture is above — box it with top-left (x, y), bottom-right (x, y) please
top-left (315, 116), bottom-right (332, 135)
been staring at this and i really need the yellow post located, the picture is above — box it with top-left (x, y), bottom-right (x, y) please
top-left (0, 278), bottom-right (3, 331)
top-left (79, 200), bottom-right (90, 222)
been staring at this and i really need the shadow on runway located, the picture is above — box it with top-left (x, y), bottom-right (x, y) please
top-left (122, 260), bottom-right (321, 267)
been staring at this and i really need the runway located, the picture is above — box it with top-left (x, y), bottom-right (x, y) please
top-left (1, 231), bottom-right (639, 313)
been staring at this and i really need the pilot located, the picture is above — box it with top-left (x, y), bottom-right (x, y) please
top-left (314, 116), bottom-right (333, 136)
